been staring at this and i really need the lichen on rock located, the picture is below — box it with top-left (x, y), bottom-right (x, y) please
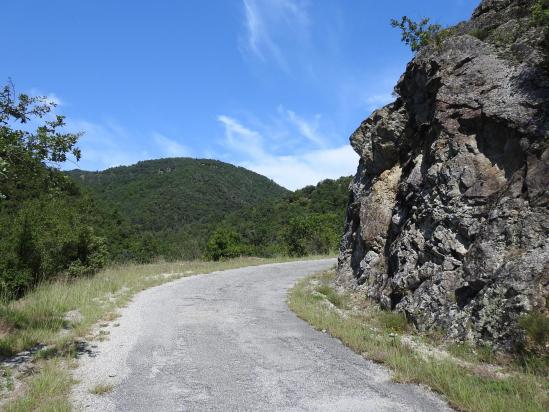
top-left (337, 0), bottom-right (549, 351)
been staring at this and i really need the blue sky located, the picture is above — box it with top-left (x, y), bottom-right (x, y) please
top-left (2, 0), bottom-right (478, 189)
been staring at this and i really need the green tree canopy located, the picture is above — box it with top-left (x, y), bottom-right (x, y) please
top-left (0, 83), bottom-right (110, 299)
top-left (205, 228), bottom-right (247, 261)
top-left (0, 82), bottom-right (81, 202)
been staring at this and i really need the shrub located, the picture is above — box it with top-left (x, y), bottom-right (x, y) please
top-left (390, 16), bottom-right (442, 52)
top-left (205, 228), bottom-right (247, 261)
top-left (0, 195), bottom-right (109, 299)
top-left (470, 27), bottom-right (492, 41)
top-left (285, 213), bottom-right (340, 257)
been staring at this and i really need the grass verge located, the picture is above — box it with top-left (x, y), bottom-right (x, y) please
top-left (3, 360), bottom-right (73, 412)
top-left (0, 255), bottom-right (331, 409)
top-left (288, 270), bottom-right (548, 412)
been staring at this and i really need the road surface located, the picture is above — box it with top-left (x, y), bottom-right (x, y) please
top-left (71, 259), bottom-right (449, 411)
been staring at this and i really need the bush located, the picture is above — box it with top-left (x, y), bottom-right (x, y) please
top-left (0, 194), bottom-right (109, 299)
top-left (285, 213), bottom-right (340, 257)
top-left (205, 228), bottom-right (247, 261)
top-left (470, 27), bottom-right (492, 41)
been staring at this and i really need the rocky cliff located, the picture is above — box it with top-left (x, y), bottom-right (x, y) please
top-left (337, 0), bottom-right (548, 350)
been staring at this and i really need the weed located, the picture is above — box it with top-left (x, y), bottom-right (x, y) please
top-left (89, 383), bottom-right (114, 395)
top-left (1, 366), bottom-right (14, 392)
top-left (33, 346), bottom-right (58, 360)
top-left (3, 360), bottom-right (73, 412)
top-left (377, 310), bottom-right (409, 333)
top-left (314, 284), bottom-right (347, 308)
top-left (447, 342), bottom-right (495, 364)
top-left (519, 311), bottom-right (549, 347)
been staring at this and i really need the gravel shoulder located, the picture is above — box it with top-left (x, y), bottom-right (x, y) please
top-left (71, 259), bottom-right (450, 411)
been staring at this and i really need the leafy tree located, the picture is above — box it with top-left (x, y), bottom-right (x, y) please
top-left (285, 214), bottom-right (340, 257)
top-left (205, 228), bottom-right (246, 261)
top-left (390, 16), bottom-right (442, 52)
top-left (0, 82), bottom-right (81, 202)
top-left (0, 83), bottom-right (112, 299)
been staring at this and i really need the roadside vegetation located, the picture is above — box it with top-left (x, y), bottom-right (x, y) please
top-left (88, 383), bottom-right (114, 395)
top-left (288, 270), bottom-right (549, 412)
top-left (3, 360), bottom-right (73, 412)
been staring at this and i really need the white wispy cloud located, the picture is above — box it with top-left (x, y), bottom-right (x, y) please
top-left (242, 145), bottom-right (358, 190)
top-left (217, 113), bottom-right (357, 190)
top-left (217, 115), bottom-right (266, 159)
top-left (63, 118), bottom-right (193, 171)
top-left (241, 0), bottom-right (310, 70)
top-left (153, 132), bottom-right (188, 157)
top-left (334, 71), bottom-right (400, 119)
top-left (282, 107), bottom-right (324, 146)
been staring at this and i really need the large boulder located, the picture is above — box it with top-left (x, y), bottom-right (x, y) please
top-left (337, 0), bottom-right (548, 350)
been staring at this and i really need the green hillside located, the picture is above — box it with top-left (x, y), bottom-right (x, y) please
top-left (206, 176), bottom-right (352, 259)
top-left (66, 158), bottom-right (290, 260)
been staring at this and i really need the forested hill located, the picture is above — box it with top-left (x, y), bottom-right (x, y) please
top-left (66, 158), bottom-right (290, 259)
top-left (67, 158), bottom-right (288, 230)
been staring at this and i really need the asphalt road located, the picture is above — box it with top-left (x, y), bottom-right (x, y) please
top-left (71, 259), bottom-right (450, 411)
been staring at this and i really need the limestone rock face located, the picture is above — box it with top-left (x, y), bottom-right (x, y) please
top-left (337, 0), bottom-right (549, 350)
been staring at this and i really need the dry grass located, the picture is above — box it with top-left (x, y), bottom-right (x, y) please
top-left (3, 360), bottom-right (73, 412)
top-left (288, 270), bottom-right (549, 412)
